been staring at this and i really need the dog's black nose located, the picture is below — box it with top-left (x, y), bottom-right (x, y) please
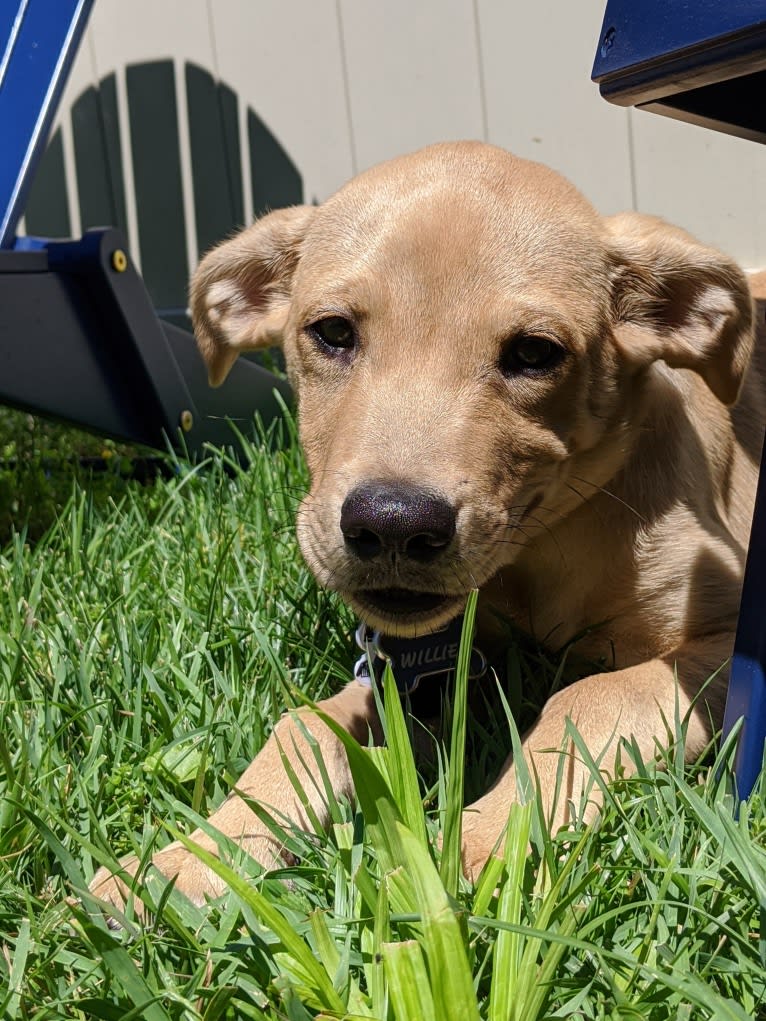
top-left (340, 481), bottom-right (456, 561)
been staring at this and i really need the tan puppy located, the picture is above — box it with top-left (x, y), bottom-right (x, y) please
top-left (92, 142), bottom-right (764, 908)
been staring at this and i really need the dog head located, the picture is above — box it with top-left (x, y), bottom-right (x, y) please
top-left (191, 142), bottom-right (753, 636)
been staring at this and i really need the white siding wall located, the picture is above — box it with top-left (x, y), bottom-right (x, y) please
top-left (52, 0), bottom-right (766, 270)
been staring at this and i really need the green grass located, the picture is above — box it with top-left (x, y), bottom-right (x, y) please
top-left (0, 407), bottom-right (149, 543)
top-left (0, 413), bottom-right (764, 1020)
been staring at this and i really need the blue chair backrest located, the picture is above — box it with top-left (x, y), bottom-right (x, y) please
top-left (2, 1), bottom-right (305, 331)
top-left (0, 0), bottom-right (95, 248)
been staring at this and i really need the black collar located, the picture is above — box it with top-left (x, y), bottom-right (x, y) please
top-left (353, 613), bottom-right (492, 695)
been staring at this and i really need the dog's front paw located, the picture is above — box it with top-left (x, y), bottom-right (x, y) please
top-left (88, 824), bottom-right (297, 915)
top-left (89, 839), bottom-right (228, 914)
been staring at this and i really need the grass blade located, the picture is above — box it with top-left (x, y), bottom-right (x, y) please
top-left (383, 662), bottom-right (429, 850)
top-left (488, 801), bottom-right (532, 1021)
top-left (170, 830), bottom-right (346, 1015)
top-left (440, 590), bottom-right (478, 897)
top-left (393, 815), bottom-right (481, 1021)
top-left (383, 940), bottom-right (437, 1021)
top-left (68, 906), bottom-right (173, 1021)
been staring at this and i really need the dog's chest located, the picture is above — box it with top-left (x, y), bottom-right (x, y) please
top-left (480, 559), bottom-right (654, 669)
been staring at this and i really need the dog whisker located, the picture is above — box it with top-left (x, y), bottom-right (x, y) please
top-left (569, 473), bottom-right (645, 522)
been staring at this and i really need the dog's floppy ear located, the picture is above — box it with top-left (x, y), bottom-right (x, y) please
top-left (606, 213), bottom-right (753, 405)
top-left (191, 205), bottom-right (316, 386)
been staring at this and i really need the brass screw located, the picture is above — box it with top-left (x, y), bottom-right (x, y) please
top-left (180, 409), bottom-right (194, 432)
top-left (111, 249), bottom-right (128, 272)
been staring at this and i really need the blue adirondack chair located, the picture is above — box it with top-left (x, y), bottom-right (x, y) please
top-left (0, 0), bottom-right (291, 454)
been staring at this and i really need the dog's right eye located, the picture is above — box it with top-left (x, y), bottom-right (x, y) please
top-left (308, 316), bottom-right (356, 352)
top-left (500, 334), bottom-right (565, 376)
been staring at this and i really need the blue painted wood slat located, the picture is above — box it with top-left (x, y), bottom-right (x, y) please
top-left (0, 0), bottom-right (96, 247)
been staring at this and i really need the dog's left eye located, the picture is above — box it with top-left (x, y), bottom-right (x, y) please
top-left (501, 335), bottom-right (564, 375)
top-left (308, 316), bottom-right (356, 352)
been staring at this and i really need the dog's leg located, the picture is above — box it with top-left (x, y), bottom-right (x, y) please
top-left (90, 682), bottom-right (380, 910)
top-left (460, 637), bottom-right (731, 878)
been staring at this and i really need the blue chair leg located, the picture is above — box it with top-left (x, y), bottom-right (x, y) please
top-left (724, 655), bottom-right (766, 797)
top-left (723, 448), bottom-right (766, 798)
